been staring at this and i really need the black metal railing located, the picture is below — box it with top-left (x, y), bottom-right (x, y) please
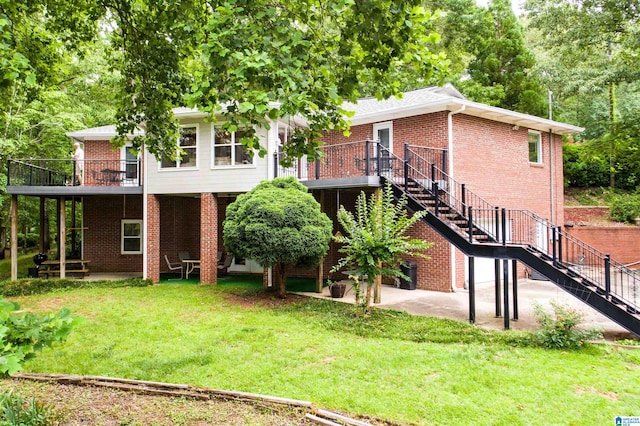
top-left (378, 142), bottom-right (639, 314)
top-left (7, 159), bottom-right (142, 187)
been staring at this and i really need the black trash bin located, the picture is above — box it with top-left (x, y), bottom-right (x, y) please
top-left (399, 261), bottom-right (417, 290)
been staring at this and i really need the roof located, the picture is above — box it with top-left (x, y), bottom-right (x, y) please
top-left (67, 84), bottom-right (583, 140)
top-left (67, 125), bottom-right (122, 141)
top-left (345, 83), bottom-right (583, 134)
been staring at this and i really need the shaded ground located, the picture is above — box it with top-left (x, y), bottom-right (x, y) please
top-left (2, 379), bottom-right (316, 425)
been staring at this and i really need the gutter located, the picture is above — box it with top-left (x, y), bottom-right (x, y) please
top-left (447, 104), bottom-right (465, 292)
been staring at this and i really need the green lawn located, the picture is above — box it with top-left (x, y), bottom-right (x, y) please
top-left (4, 280), bottom-right (640, 425)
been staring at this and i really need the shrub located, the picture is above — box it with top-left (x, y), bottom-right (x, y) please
top-left (533, 301), bottom-right (602, 350)
top-left (0, 390), bottom-right (59, 425)
top-left (609, 194), bottom-right (640, 223)
top-left (1, 297), bottom-right (79, 375)
top-left (0, 277), bottom-right (152, 297)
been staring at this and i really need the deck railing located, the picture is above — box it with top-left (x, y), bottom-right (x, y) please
top-left (7, 159), bottom-right (142, 187)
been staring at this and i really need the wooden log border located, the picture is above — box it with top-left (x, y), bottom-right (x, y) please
top-left (11, 372), bottom-right (376, 426)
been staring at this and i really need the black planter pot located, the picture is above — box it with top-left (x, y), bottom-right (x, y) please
top-left (330, 283), bottom-right (346, 298)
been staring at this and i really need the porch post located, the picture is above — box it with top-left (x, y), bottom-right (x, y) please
top-left (39, 197), bottom-right (46, 253)
top-left (503, 258), bottom-right (510, 330)
top-left (10, 195), bottom-right (18, 281)
top-left (316, 190), bottom-right (325, 293)
top-left (59, 197), bottom-right (66, 279)
top-left (494, 259), bottom-right (501, 317)
top-left (200, 192), bottom-right (218, 284)
top-left (147, 194), bottom-right (161, 282)
top-left (468, 256), bottom-right (475, 324)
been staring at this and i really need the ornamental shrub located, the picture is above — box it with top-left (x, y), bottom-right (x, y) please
top-left (533, 301), bottom-right (602, 350)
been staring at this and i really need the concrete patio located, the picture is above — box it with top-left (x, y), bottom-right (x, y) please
top-left (299, 278), bottom-right (635, 340)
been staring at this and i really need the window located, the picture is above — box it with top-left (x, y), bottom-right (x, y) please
top-left (121, 220), bottom-right (143, 254)
top-left (161, 125), bottom-right (198, 168)
top-left (212, 126), bottom-right (254, 166)
top-left (528, 131), bottom-right (542, 163)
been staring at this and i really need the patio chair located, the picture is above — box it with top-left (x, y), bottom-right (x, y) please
top-left (164, 255), bottom-right (183, 280)
top-left (218, 254), bottom-right (233, 276)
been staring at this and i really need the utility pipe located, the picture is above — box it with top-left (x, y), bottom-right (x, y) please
top-left (447, 104), bottom-right (466, 291)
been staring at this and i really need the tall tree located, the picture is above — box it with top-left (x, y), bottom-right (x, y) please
top-left (462, 0), bottom-right (546, 115)
top-left (525, 0), bottom-right (640, 186)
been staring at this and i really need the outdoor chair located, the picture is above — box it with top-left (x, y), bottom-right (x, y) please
top-left (218, 254), bottom-right (233, 275)
top-left (164, 255), bottom-right (183, 280)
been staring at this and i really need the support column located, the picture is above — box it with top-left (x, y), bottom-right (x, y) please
top-left (316, 190), bottom-right (325, 293)
top-left (512, 259), bottom-right (519, 321)
top-left (503, 258), bottom-right (510, 330)
top-left (200, 192), bottom-right (218, 284)
top-left (147, 194), bottom-right (161, 282)
top-left (59, 197), bottom-right (66, 279)
top-left (39, 197), bottom-right (46, 253)
top-left (468, 256), bottom-right (475, 324)
top-left (494, 259), bottom-right (501, 317)
top-left (10, 195), bottom-right (18, 281)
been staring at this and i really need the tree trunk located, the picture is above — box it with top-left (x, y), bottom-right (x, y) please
top-left (374, 262), bottom-right (382, 304)
top-left (274, 263), bottom-right (288, 299)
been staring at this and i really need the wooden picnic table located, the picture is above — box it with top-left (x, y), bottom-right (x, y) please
top-left (38, 259), bottom-right (91, 279)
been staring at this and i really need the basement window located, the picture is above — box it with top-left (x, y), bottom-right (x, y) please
top-left (121, 219), bottom-right (143, 254)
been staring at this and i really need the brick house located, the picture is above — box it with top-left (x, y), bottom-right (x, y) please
top-left (6, 84), bottom-right (582, 290)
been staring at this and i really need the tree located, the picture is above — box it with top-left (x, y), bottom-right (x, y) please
top-left (332, 184), bottom-right (432, 310)
top-left (223, 177), bottom-right (332, 298)
top-left (525, 0), bottom-right (640, 187)
top-left (461, 0), bottom-right (546, 115)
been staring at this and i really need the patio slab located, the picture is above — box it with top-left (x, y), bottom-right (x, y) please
top-left (298, 278), bottom-right (634, 340)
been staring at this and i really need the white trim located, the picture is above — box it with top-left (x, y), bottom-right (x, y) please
top-left (528, 130), bottom-right (543, 164)
top-left (373, 121), bottom-right (393, 153)
top-left (142, 146), bottom-right (148, 279)
top-left (211, 124), bottom-right (257, 168)
top-left (159, 123), bottom-right (199, 170)
top-left (121, 219), bottom-right (143, 255)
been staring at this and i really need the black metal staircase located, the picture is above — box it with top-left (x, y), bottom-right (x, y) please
top-left (374, 142), bottom-right (640, 337)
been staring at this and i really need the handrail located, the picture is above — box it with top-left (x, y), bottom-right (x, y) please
top-left (7, 158), bottom-right (143, 187)
top-left (394, 143), bottom-right (639, 313)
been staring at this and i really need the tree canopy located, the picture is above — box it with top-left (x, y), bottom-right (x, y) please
top-left (223, 177), bottom-right (332, 298)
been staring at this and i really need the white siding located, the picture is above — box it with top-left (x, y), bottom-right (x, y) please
top-left (145, 118), bottom-right (275, 194)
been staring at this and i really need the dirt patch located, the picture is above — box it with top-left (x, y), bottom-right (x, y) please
top-left (575, 386), bottom-right (619, 401)
top-left (222, 289), bottom-right (309, 309)
top-left (2, 378), bottom-right (316, 425)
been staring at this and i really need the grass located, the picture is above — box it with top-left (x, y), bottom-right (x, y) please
top-left (3, 279), bottom-right (640, 425)
top-left (0, 252), bottom-right (38, 280)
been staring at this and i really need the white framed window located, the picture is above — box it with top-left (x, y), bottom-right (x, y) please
top-left (528, 131), bottom-right (542, 164)
top-left (161, 125), bottom-right (198, 168)
top-left (121, 219), bottom-right (143, 254)
top-left (373, 121), bottom-right (393, 153)
top-left (212, 125), bottom-right (254, 167)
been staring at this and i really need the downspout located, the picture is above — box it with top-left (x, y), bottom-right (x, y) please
top-left (548, 90), bottom-right (555, 225)
top-left (142, 145), bottom-right (148, 280)
top-left (448, 104), bottom-right (466, 292)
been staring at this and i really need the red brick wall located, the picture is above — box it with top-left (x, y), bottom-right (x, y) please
top-left (159, 196), bottom-right (201, 269)
top-left (566, 226), bottom-right (640, 264)
top-left (200, 193), bottom-right (218, 284)
top-left (83, 195), bottom-right (143, 273)
top-left (82, 140), bottom-right (145, 186)
top-left (148, 195), bottom-right (160, 282)
top-left (452, 115), bottom-right (564, 224)
top-left (564, 206), bottom-right (610, 224)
